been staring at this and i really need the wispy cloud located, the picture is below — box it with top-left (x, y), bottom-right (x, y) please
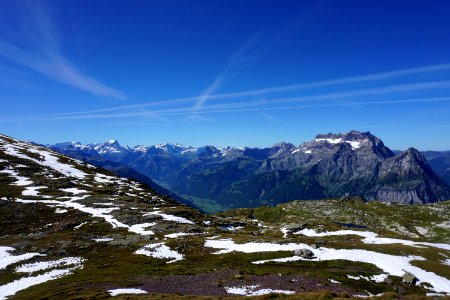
top-left (35, 62), bottom-right (450, 118)
top-left (193, 33), bottom-right (263, 115)
top-left (0, 1), bottom-right (126, 100)
top-left (4, 62), bottom-right (450, 122)
top-left (5, 94), bottom-right (450, 123)
top-left (260, 112), bottom-right (276, 122)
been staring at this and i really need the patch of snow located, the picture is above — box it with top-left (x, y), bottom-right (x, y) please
top-left (0, 168), bottom-right (33, 186)
top-left (93, 202), bottom-right (116, 206)
top-left (205, 238), bottom-right (302, 255)
top-left (128, 223), bottom-right (156, 235)
top-left (353, 292), bottom-right (385, 298)
top-left (108, 288), bottom-right (148, 296)
top-left (134, 243), bottom-right (183, 263)
top-left (291, 149), bottom-right (300, 154)
top-left (316, 138), bottom-right (342, 144)
top-left (203, 220), bottom-right (211, 225)
top-left (61, 188), bottom-right (88, 194)
top-left (0, 247), bottom-right (44, 270)
top-left (14, 164), bottom-right (28, 168)
top-left (93, 238), bottom-right (113, 242)
top-left (55, 208), bottom-right (68, 214)
top-left (13, 198), bottom-right (160, 237)
top-left (280, 227), bottom-right (289, 238)
top-left (74, 222), bottom-right (88, 229)
top-left (296, 229), bottom-right (450, 251)
top-left (315, 138), bottom-right (365, 150)
top-left (304, 150), bottom-right (312, 154)
top-left (347, 274), bottom-right (387, 282)
top-left (372, 274), bottom-right (389, 283)
top-left (329, 279), bottom-right (340, 284)
top-left (94, 174), bottom-right (115, 183)
top-left (144, 211), bottom-right (194, 224)
top-left (347, 141), bottom-right (361, 150)
top-left (220, 225), bottom-right (243, 231)
top-left (164, 232), bottom-right (196, 239)
top-left (15, 199), bottom-right (39, 204)
top-left (22, 186), bottom-right (46, 196)
top-left (0, 268), bottom-right (76, 299)
top-left (443, 259), bottom-right (450, 266)
top-left (225, 285), bottom-right (294, 296)
top-left (15, 257), bottom-right (84, 274)
top-left (0, 142), bottom-right (86, 179)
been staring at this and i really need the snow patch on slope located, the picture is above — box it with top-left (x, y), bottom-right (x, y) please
top-left (109, 288), bottom-right (148, 296)
top-left (0, 138), bottom-right (87, 179)
top-left (205, 238), bottom-right (450, 294)
top-left (134, 243), bottom-right (183, 263)
top-left (297, 229), bottom-right (450, 251)
top-left (225, 285), bottom-right (294, 296)
top-left (144, 211), bottom-right (194, 224)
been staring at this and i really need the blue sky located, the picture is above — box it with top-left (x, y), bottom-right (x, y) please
top-left (1, 0), bottom-right (450, 150)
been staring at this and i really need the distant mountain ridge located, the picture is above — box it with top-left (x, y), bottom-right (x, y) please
top-left (42, 141), bottom-right (200, 211)
top-left (49, 131), bottom-right (450, 212)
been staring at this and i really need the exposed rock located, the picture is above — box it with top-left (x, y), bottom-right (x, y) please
top-left (294, 248), bottom-right (314, 259)
top-left (402, 272), bottom-right (418, 286)
top-left (284, 223), bottom-right (307, 234)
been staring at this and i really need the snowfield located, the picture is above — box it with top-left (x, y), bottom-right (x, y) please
top-left (0, 139), bottom-right (87, 179)
top-left (296, 228), bottom-right (450, 251)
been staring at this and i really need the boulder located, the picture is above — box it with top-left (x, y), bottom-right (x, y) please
top-left (294, 248), bottom-right (314, 259)
top-left (284, 223), bottom-right (307, 235)
top-left (402, 272), bottom-right (418, 286)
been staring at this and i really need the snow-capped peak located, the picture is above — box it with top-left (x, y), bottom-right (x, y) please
top-left (313, 131), bottom-right (373, 151)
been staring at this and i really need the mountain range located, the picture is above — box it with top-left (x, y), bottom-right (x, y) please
top-left (49, 131), bottom-right (450, 213)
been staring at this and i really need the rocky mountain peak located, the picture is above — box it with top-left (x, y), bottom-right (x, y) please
top-left (305, 130), bottom-right (394, 158)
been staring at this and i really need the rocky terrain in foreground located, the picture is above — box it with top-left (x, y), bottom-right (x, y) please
top-left (1, 134), bottom-right (450, 299)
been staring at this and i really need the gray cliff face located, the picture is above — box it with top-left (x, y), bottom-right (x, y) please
top-left (373, 148), bottom-right (450, 204)
top-left (49, 131), bottom-right (450, 211)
